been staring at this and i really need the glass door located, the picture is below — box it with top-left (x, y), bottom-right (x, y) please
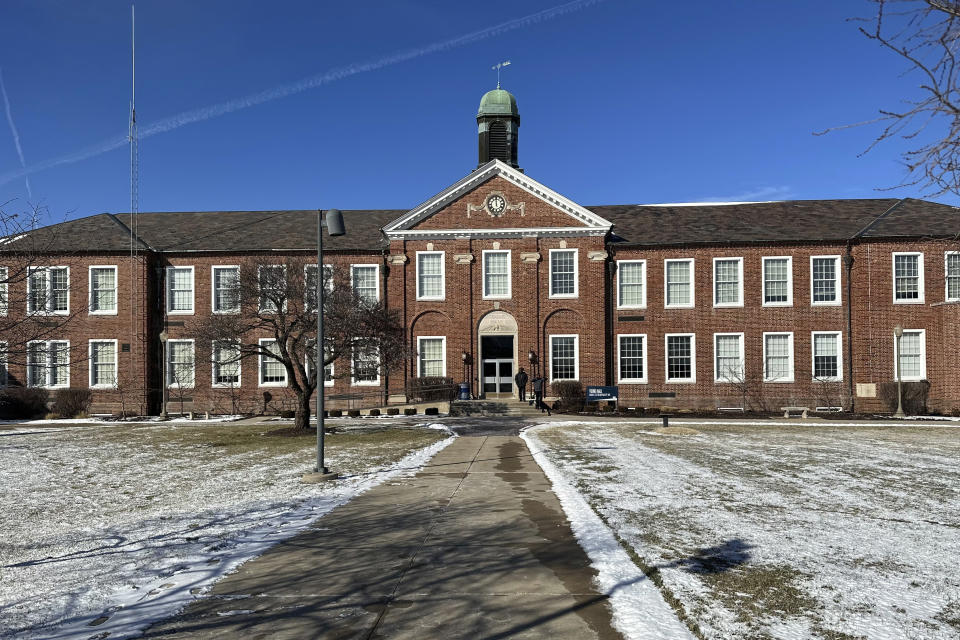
top-left (482, 359), bottom-right (514, 397)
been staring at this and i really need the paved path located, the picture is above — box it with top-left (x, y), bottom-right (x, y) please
top-left (143, 436), bottom-right (624, 639)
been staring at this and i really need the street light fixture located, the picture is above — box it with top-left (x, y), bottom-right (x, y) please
top-left (893, 325), bottom-right (905, 418)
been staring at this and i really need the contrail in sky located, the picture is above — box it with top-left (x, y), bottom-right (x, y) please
top-left (0, 0), bottom-right (605, 188)
top-left (0, 66), bottom-right (33, 198)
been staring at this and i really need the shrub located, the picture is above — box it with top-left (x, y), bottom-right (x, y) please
top-left (406, 377), bottom-right (458, 402)
top-left (279, 409), bottom-right (295, 419)
top-left (404, 408), bottom-right (417, 415)
top-left (369, 408), bottom-right (381, 416)
top-left (387, 408), bottom-right (400, 415)
top-left (52, 389), bottom-right (92, 419)
top-left (347, 409), bottom-right (361, 417)
top-left (0, 387), bottom-right (49, 420)
top-left (550, 380), bottom-right (584, 413)
top-left (425, 407), bottom-right (439, 416)
top-left (329, 409), bottom-right (343, 417)
top-left (878, 380), bottom-right (930, 415)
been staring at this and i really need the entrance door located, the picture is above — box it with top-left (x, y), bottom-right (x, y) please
top-left (483, 359), bottom-right (514, 397)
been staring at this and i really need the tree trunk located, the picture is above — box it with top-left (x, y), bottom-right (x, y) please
top-left (293, 388), bottom-right (314, 431)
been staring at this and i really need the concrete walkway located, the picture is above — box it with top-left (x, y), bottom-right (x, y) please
top-left (143, 436), bottom-right (624, 639)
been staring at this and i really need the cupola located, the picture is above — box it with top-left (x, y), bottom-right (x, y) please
top-left (477, 88), bottom-right (520, 170)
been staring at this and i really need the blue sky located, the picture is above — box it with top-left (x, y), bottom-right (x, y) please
top-left (0, 0), bottom-right (955, 227)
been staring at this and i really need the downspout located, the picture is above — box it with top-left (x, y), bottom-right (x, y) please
top-left (381, 253), bottom-right (389, 407)
top-left (606, 257), bottom-right (616, 386)
top-left (843, 244), bottom-right (855, 412)
top-left (536, 238), bottom-right (543, 382)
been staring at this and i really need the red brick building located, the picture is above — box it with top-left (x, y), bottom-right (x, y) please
top-left (3, 88), bottom-right (960, 415)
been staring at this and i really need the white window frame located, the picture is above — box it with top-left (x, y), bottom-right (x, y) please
top-left (549, 334), bottom-right (580, 382)
top-left (88, 339), bottom-right (119, 389)
top-left (0, 341), bottom-right (6, 386)
top-left (810, 255), bottom-right (842, 306)
top-left (165, 339), bottom-right (195, 389)
top-left (892, 252), bottom-right (925, 304)
top-left (350, 264), bottom-right (381, 304)
top-left (894, 329), bottom-right (927, 382)
top-left (811, 331), bottom-right (843, 382)
top-left (762, 256), bottom-right (793, 307)
top-left (27, 266), bottom-right (70, 315)
top-left (417, 336), bottom-right (447, 377)
top-left (416, 251), bottom-right (445, 301)
top-left (258, 265), bottom-right (287, 313)
top-left (27, 339), bottom-right (70, 388)
top-left (88, 265), bottom-right (118, 315)
top-left (664, 258), bottom-right (695, 309)
top-left (665, 333), bottom-right (696, 383)
top-left (0, 267), bottom-right (6, 317)
top-left (712, 257), bottom-right (743, 308)
top-left (714, 332), bottom-right (745, 383)
top-left (549, 249), bottom-right (579, 299)
top-left (616, 334), bottom-right (647, 384)
top-left (258, 338), bottom-right (287, 387)
top-left (304, 264), bottom-right (335, 312)
top-left (351, 344), bottom-right (381, 386)
top-left (945, 251), bottom-right (960, 302)
top-left (165, 266), bottom-right (194, 315)
top-left (762, 332), bottom-right (794, 383)
top-left (481, 250), bottom-right (512, 299)
top-left (211, 265), bottom-right (240, 314)
top-left (616, 259), bottom-right (647, 309)
top-left (211, 340), bottom-right (242, 388)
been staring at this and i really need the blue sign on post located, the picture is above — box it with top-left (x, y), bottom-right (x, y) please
top-left (586, 385), bottom-right (618, 401)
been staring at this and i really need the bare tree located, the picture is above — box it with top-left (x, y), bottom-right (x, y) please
top-left (190, 256), bottom-right (407, 431)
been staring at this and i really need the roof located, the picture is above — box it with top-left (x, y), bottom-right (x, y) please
top-left (478, 89), bottom-right (519, 117)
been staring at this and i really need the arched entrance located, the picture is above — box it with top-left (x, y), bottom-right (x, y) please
top-left (477, 310), bottom-right (518, 399)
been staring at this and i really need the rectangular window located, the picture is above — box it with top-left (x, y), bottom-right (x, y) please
top-left (549, 249), bottom-right (578, 298)
top-left (0, 342), bottom-right (6, 386)
top-left (812, 331), bottom-right (842, 381)
top-left (763, 332), bottom-right (794, 382)
top-left (351, 264), bottom-right (379, 305)
top-left (713, 258), bottom-right (742, 307)
top-left (212, 341), bottom-right (241, 386)
top-left (212, 266), bottom-right (240, 313)
top-left (762, 257), bottom-right (792, 306)
top-left (946, 253), bottom-right (960, 302)
top-left (893, 252), bottom-right (924, 303)
top-left (305, 265), bottom-right (334, 312)
top-left (304, 339), bottom-right (334, 387)
top-left (258, 265), bottom-right (286, 312)
top-left (617, 260), bottom-right (646, 308)
top-left (482, 250), bottom-right (511, 298)
top-left (0, 267), bottom-right (7, 316)
top-left (352, 344), bottom-right (380, 385)
top-left (89, 340), bottom-right (118, 387)
top-left (550, 335), bottom-right (579, 381)
top-left (895, 329), bottom-right (926, 381)
top-left (666, 334), bottom-right (695, 382)
top-left (258, 339), bottom-right (287, 386)
top-left (418, 336), bottom-right (446, 377)
top-left (811, 256), bottom-right (840, 305)
top-left (617, 334), bottom-right (646, 383)
top-left (416, 252), bottom-right (445, 300)
top-left (27, 340), bottom-right (69, 388)
top-left (166, 266), bottom-right (194, 314)
top-left (714, 333), bottom-right (744, 382)
top-left (166, 340), bottom-right (195, 388)
top-left (89, 266), bottom-right (118, 314)
top-left (28, 267), bottom-right (69, 314)
top-left (665, 259), bottom-right (694, 308)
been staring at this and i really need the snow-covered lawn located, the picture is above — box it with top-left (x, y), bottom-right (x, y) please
top-left (0, 422), bottom-right (450, 639)
top-left (524, 421), bottom-right (960, 640)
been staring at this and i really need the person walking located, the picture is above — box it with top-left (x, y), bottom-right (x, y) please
top-left (515, 367), bottom-right (529, 402)
top-left (531, 376), bottom-right (551, 416)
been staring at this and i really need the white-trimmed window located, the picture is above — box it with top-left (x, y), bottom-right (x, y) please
top-left (352, 344), bottom-right (380, 386)
top-left (304, 339), bottom-right (334, 387)
top-left (0, 267), bottom-right (7, 316)
top-left (351, 264), bottom-right (379, 305)
top-left (27, 340), bottom-right (69, 388)
top-left (258, 339), bottom-right (287, 386)
top-left (713, 258), bottom-right (743, 307)
top-left (28, 266), bottom-right (69, 314)
top-left (665, 259), bottom-right (694, 308)
top-left (617, 260), bottom-right (646, 308)
top-left (946, 252), bottom-right (960, 302)
top-left (665, 333), bottom-right (695, 382)
top-left (550, 335), bottom-right (579, 381)
top-left (166, 339), bottom-right (195, 388)
top-left (812, 331), bottom-right (842, 381)
top-left (549, 249), bottom-right (578, 298)
top-left (166, 266), bottom-right (194, 314)
top-left (714, 333), bottom-right (744, 383)
top-left (811, 256), bottom-right (840, 305)
top-left (89, 340), bottom-right (118, 388)
top-left (762, 257), bottom-right (792, 306)
top-left (418, 336), bottom-right (446, 377)
top-left (258, 265), bottom-right (286, 312)
top-left (895, 329), bottom-right (926, 381)
top-left (305, 264), bottom-right (335, 312)
top-left (893, 252), bottom-right (924, 303)
top-left (212, 341), bottom-right (241, 387)
top-left (482, 250), bottom-right (511, 299)
top-left (763, 332), bottom-right (794, 382)
top-left (212, 266), bottom-right (240, 313)
top-left (617, 334), bottom-right (646, 383)
top-left (89, 266), bottom-right (118, 314)
top-left (416, 252), bottom-right (445, 300)
top-left (0, 342), bottom-right (6, 386)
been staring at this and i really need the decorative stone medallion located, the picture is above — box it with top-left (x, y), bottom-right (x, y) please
top-left (467, 191), bottom-right (525, 218)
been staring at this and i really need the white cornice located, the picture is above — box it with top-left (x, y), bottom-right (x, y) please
top-left (388, 227), bottom-right (608, 240)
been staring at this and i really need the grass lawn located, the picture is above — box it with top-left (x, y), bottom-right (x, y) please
top-left (526, 421), bottom-right (960, 640)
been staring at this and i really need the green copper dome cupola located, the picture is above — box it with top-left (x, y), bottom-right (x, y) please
top-left (477, 88), bottom-right (521, 170)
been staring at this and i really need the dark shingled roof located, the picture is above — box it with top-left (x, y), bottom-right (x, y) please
top-left (2, 198), bottom-right (958, 253)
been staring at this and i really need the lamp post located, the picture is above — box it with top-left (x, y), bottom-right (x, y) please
top-left (159, 331), bottom-right (168, 419)
top-left (894, 325), bottom-right (905, 418)
top-left (304, 209), bottom-right (344, 483)
top-left (528, 349), bottom-right (537, 379)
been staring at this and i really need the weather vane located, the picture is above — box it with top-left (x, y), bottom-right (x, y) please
top-left (492, 60), bottom-right (511, 89)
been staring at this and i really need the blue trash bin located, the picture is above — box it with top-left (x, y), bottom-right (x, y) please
top-left (458, 383), bottom-right (470, 400)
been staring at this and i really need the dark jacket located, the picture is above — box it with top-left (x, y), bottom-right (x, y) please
top-left (515, 370), bottom-right (528, 387)
top-left (532, 377), bottom-right (544, 394)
